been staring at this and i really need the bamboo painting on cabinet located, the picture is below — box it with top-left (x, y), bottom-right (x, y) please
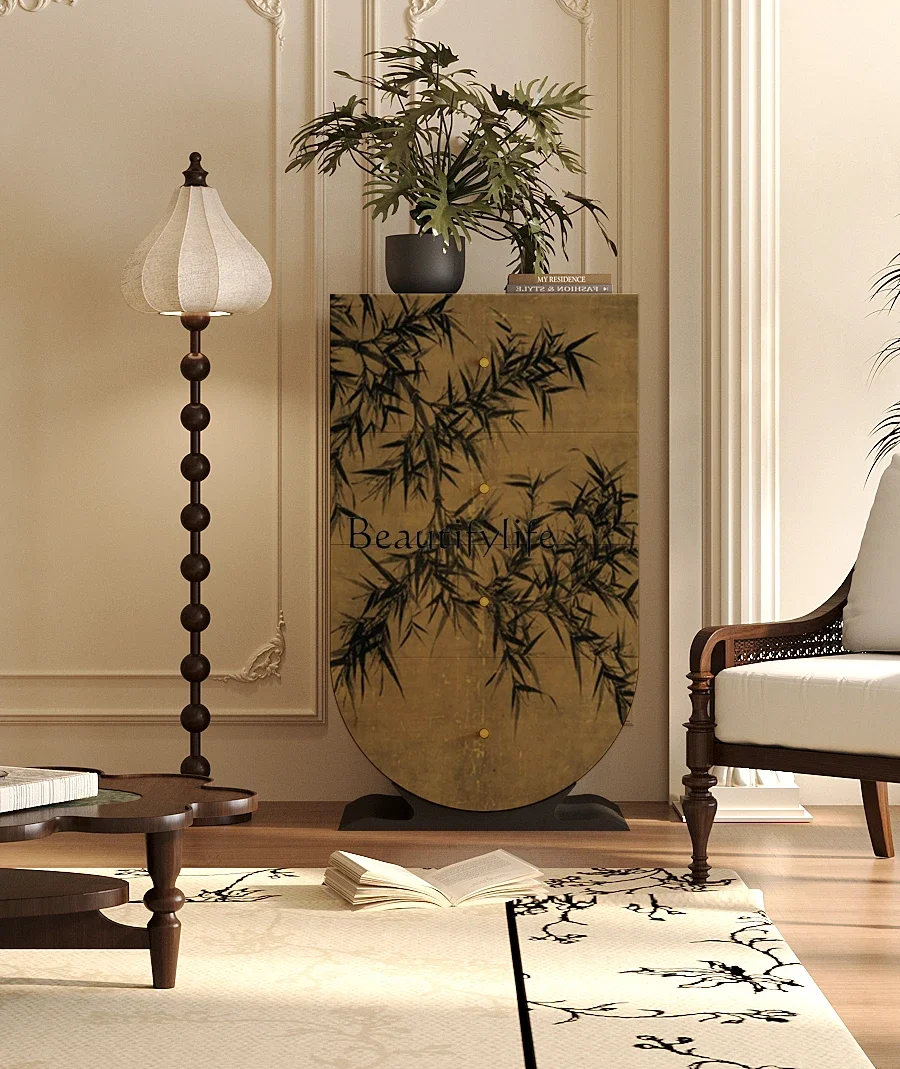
top-left (330, 294), bottom-right (638, 810)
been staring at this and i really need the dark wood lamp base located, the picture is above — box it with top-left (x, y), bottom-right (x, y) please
top-left (0, 773), bottom-right (256, 989)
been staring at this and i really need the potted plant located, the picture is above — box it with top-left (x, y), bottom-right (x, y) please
top-left (287, 41), bottom-right (616, 293)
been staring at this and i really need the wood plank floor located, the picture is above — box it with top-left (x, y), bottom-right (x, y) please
top-left (3, 802), bottom-right (898, 1067)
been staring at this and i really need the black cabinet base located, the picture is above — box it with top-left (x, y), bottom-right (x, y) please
top-left (339, 784), bottom-right (629, 831)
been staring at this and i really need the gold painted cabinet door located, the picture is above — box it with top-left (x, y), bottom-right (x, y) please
top-left (330, 294), bottom-right (638, 810)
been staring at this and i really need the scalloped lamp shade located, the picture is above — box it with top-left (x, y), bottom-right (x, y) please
top-left (122, 184), bottom-right (271, 316)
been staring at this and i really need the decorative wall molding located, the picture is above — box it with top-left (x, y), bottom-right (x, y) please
top-left (406, 0), bottom-right (595, 46)
top-left (704, 0), bottom-right (780, 627)
top-left (0, 0), bottom-right (325, 725)
top-left (0, 706), bottom-right (317, 725)
top-left (406, 0), bottom-right (447, 39)
top-left (0, 0), bottom-right (76, 14)
top-left (697, 0), bottom-right (791, 810)
top-left (615, 0), bottom-right (632, 289)
top-left (313, 0), bottom-right (330, 721)
top-left (213, 612), bottom-right (286, 682)
top-left (667, 0), bottom-right (786, 805)
top-left (667, 0), bottom-right (705, 801)
top-left (555, 0), bottom-right (594, 42)
top-left (363, 0), bottom-right (379, 289)
top-left (190, 0), bottom-right (291, 690)
top-left (245, 0), bottom-right (284, 45)
top-left (0, 605), bottom-right (284, 682)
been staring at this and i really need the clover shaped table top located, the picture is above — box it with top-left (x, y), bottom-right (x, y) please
top-left (0, 772), bottom-right (257, 987)
top-left (0, 772), bottom-right (257, 841)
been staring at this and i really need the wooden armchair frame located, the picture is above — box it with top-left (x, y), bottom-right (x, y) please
top-left (683, 572), bottom-right (898, 883)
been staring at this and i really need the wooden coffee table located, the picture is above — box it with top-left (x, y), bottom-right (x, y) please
top-left (0, 772), bottom-right (257, 988)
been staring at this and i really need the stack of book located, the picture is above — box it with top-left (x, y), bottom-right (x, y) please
top-left (0, 766), bottom-right (99, 814)
top-left (323, 848), bottom-right (546, 911)
top-left (506, 272), bottom-right (613, 294)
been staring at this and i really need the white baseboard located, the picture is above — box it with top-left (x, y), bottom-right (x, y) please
top-left (672, 784), bottom-right (812, 823)
top-left (708, 807), bottom-right (813, 823)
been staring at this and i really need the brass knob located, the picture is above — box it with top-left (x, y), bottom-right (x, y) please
top-left (479, 728), bottom-right (490, 739)
top-left (478, 596), bottom-right (490, 607)
top-left (479, 357), bottom-right (490, 368)
top-left (479, 483), bottom-right (490, 494)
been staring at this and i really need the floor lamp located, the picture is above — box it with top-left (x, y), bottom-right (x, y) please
top-left (122, 153), bottom-right (272, 777)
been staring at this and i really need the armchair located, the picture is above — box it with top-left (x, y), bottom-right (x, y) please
top-left (682, 572), bottom-right (899, 883)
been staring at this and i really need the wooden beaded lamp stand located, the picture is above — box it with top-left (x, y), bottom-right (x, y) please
top-left (178, 313), bottom-right (214, 776)
top-left (122, 154), bottom-right (272, 779)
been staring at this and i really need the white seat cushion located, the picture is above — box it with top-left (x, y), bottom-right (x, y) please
top-left (844, 453), bottom-right (900, 651)
top-left (715, 653), bottom-right (900, 757)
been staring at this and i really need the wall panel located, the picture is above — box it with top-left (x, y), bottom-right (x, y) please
top-left (0, 0), bottom-right (321, 723)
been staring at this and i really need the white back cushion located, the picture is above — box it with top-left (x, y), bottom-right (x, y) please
top-left (844, 453), bottom-right (900, 651)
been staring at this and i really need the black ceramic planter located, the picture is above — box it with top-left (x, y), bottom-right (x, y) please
top-left (385, 233), bottom-right (466, 294)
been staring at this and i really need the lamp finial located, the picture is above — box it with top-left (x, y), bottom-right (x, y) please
top-left (183, 152), bottom-right (209, 187)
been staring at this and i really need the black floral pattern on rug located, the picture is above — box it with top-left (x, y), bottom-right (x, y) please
top-left (625, 913), bottom-right (803, 995)
top-left (626, 894), bottom-right (688, 922)
top-left (185, 869), bottom-right (301, 903)
top-left (512, 867), bottom-right (733, 945)
top-left (528, 1003), bottom-right (796, 1027)
top-left (119, 867), bottom-right (300, 905)
top-left (634, 1034), bottom-right (796, 1069)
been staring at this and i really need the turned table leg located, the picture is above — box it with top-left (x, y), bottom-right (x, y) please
top-left (683, 671), bottom-right (717, 884)
top-left (144, 830), bottom-right (185, 989)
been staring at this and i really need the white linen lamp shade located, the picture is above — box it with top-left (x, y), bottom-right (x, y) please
top-left (122, 153), bottom-right (271, 316)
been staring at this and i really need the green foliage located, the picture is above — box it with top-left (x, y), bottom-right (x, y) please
top-left (871, 254), bottom-right (900, 469)
top-left (288, 41), bottom-right (616, 273)
top-left (330, 296), bottom-right (637, 725)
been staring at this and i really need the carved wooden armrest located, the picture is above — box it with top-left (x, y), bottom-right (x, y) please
top-left (690, 572), bottom-right (852, 677)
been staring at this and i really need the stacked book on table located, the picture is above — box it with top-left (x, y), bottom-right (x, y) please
top-left (0, 767), bottom-right (99, 814)
top-left (506, 272), bottom-right (613, 293)
top-left (324, 848), bottom-right (546, 911)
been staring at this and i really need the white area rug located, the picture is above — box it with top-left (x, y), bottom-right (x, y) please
top-left (0, 867), bottom-right (873, 1069)
top-left (515, 867), bottom-right (872, 1068)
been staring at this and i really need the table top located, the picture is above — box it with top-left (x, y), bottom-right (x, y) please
top-left (0, 772), bottom-right (257, 843)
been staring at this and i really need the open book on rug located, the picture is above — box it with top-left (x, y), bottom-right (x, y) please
top-left (323, 849), bottom-right (546, 910)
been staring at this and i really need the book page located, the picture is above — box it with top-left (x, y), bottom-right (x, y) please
top-left (324, 866), bottom-right (449, 908)
top-left (328, 851), bottom-right (449, 904)
top-left (426, 850), bottom-right (543, 905)
top-left (330, 851), bottom-right (434, 891)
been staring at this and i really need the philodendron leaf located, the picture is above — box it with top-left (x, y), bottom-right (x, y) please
top-left (365, 177), bottom-right (414, 222)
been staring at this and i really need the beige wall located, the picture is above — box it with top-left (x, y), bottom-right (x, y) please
top-left (779, 0), bottom-right (900, 803)
top-left (0, 0), bottom-right (669, 801)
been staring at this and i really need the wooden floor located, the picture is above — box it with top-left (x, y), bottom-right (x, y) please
top-left (4, 802), bottom-right (899, 1067)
